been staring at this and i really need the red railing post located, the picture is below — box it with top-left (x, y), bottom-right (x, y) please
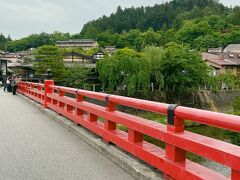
top-left (21, 82), bottom-right (25, 94)
top-left (75, 93), bottom-right (84, 125)
top-left (44, 80), bottom-right (54, 108)
top-left (128, 129), bottom-right (143, 143)
top-left (88, 113), bottom-right (97, 122)
top-left (58, 89), bottom-right (65, 109)
top-left (104, 95), bottom-right (116, 144)
top-left (24, 82), bottom-right (27, 93)
top-left (232, 169), bottom-right (240, 180)
top-left (31, 83), bottom-right (34, 95)
top-left (18, 82), bottom-right (22, 93)
top-left (165, 105), bottom-right (186, 161)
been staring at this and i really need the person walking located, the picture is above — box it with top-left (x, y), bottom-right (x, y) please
top-left (4, 77), bottom-right (11, 92)
top-left (11, 76), bottom-right (19, 95)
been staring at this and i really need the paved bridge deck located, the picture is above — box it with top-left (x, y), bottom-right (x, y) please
top-left (0, 89), bottom-right (134, 180)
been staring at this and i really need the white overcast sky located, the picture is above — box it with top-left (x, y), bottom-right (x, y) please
top-left (0, 0), bottom-right (239, 39)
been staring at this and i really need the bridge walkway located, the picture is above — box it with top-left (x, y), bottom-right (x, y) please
top-left (0, 89), bottom-right (134, 180)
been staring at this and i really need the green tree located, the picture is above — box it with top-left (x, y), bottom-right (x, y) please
top-left (177, 20), bottom-right (213, 46)
top-left (50, 31), bottom-right (71, 42)
top-left (82, 24), bottom-right (99, 39)
top-left (141, 28), bottom-right (161, 48)
top-left (33, 45), bottom-right (66, 84)
top-left (220, 71), bottom-right (236, 90)
top-left (143, 46), bottom-right (165, 90)
top-left (206, 15), bottom-right (225, 32)
top-left (194, 33), bottom-right (222, 50)
top-left (97, 31), bottom-right (120, 47)
top-left (5, 32), bottom-right (70, 52)
top-left (117, 29), bottom-right (143, 51)
top-left (228, 6), bottom-right (240, 26)
top-left (228, 29), bottom-right (240, 44)
top-left (63, 63), bottom-right (89, 88)
top-left (160, 42), bottom-right (208, 91)
top-left (96, 48), bottom-right (150, 95)
top-left (0, 33), bottom-right (11, 50)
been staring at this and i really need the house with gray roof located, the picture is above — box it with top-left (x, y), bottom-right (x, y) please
top-left (202, 52), bottom-right (240, 76)
top-left (224, 44), bottom-right (240, 53)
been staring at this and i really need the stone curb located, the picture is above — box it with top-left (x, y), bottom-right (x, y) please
top-left (19, 94), bottom-right (163, 180)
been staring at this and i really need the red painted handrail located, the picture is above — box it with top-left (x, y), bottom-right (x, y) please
top-left (17, 80), bottom-right (240, 180)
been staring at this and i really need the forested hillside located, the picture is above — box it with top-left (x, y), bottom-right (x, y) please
top-left (80, 0), bottom-right (228, 36)
top-left (79, 0), bottom-right (240, 51)
top-left (2, 0), bottom-right (240, 52)
top-left (5, 32), bottom-right (71, 52)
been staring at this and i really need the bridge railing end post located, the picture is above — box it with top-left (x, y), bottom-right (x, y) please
top-left (43, 80), bottom-right (54, 108)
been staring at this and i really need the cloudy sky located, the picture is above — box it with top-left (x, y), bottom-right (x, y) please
top-left (0, 0), bottom-right (239, 39)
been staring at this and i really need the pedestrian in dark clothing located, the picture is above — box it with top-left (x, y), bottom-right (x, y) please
top-left (8, 77), bottom-right (13, 92)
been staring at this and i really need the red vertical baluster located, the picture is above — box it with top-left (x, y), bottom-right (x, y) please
top-left (44, 80), bottom-right (54, 108)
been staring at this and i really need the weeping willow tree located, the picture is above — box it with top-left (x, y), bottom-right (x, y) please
top-left (143, 46), bottom-right (165, 90)
top-left (96, 48), bottom-right (151, 95)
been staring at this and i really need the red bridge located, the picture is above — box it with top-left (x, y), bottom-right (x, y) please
top-left (17, 80), bottom-right (240, 180)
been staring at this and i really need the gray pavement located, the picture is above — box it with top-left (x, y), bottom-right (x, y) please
top-left (0, 89), bottom-right (134, 180)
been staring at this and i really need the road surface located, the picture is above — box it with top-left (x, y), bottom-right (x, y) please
top-left (0, 89), bottom-right (134, 180)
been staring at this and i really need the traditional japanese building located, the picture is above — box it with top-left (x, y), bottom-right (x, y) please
top-left (202, 52), bottom-right (240, 76)
top-left (56, 39), bottom-right (99, 50)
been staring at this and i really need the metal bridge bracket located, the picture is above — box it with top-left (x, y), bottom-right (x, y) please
top-left (167, 104), bottom-right (178, 125)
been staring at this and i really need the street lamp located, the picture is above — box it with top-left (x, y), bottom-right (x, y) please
top-left (46, 68), bottom-right (52, 80)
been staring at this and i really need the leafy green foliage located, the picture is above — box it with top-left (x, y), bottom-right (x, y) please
top-left (159, 43), bottom-right (208, 91)
top-left (96, 48), bottom-right (150, 95)
top-left (228, 6), bottom-right (240, 26)
top-left (63, 63), bottom-right (89, 88)
top-left (97, 44), bottom-right (209, 94)
top-left (116, 29), bottom-right (143, 50)
top-left (205, 68), bottom-right (221, 92)
top-left (85, 47), bottom-right (102, 56)
top-left (220, 71), bottom-right (237, 90)
top-left (233, 96), bottom-right (240, 115)
top-left (143, 46), bottom-right (165, 89)
top-left (6, 32), bottom-right (70, 52)
top-left (33, 45), bottom-right (66, 84)
top-left (0, 33), bottom-right (11, 50)
top-left (225, 129), bottom-right (240, 146)
top-left (176, 21), bottom-right (212, 45)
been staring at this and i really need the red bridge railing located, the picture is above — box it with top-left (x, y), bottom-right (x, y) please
top-left (17, 80), bottom-right (240, 180)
